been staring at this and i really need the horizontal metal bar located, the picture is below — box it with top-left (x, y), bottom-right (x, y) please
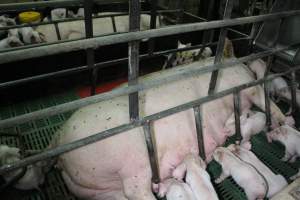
top-left (0, 66), bottom-right (88, 89)
top-left (0, 10), bottom-right (299, 64)
top-left (0, 0), bottom-right (132, 11)
top-left (0, 44), bottom-right (299, 129)
top-left (0, 10), bottom-right (179, 31)
top-left (1, 64), bottom-right (300, 174)
top-left (0, 37), bottom-right (248, 90)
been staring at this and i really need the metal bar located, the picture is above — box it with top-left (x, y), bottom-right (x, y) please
top-left (1, 10), bottom-right (300, 63)
top-left (193, 106), bottom-right (206, 160)
top-left (83, 0), bottom-right (97, 96)
top-left (111, 16), bottom-right (117, 33)
top-left (290, 71), bottom-right (297, 114)
top-left (264, 56), bottom-right (274, 130)
top-left (128, 0), bottom-right (141, 120)
top-left (0, 0), bottom-right (136, 11)
top-left (0, 44), bottom-right (299, 129)
top-left (148, 0), bottom-right (157, 55)
top-left (0, 37), bottom-right (248, 90)
top-left (208, 0), bottom-right (234, 95)
top-left (143, 121), bottom-right (160, 183)
top-left (1, 65), bottom-right (300, 174)
top-left (0, 9), bottom-right (180, 31)
top-left (54, 22), bottom-right (62, 41)
top-left (233, 91), bottom-right (242, 141)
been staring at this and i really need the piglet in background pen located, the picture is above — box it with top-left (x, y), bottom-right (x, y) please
top-left (224, 110), bottom-right (266, 144)
top-left (156, 178), bottom-right (196, 200)
top-left (0, 145), bottom-right (47, 190)
top-left (213, 147), bottom-right (267, 200)
top-left (171, 153), bottom-right (219, 200)
top-left (227, 142), bottom-right (287, 198)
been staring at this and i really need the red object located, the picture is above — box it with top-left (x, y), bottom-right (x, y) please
top-left (77, 78), bottom-right (127, 98)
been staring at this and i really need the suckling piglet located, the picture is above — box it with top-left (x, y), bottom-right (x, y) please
top-left (157, 178), bottom-right (196, 200)
top-left (266, 125), bottom-right (300, 163)
top-left (0, 145), bottom-right (46, 190)
top-left (227, 142), bottom-right (287, 197)
top-left (213, 147), bottom-right (267, 200)
top-left (172, 153), bottom-right (219, 200)
top-left (224, 110), bottom-right (266, 144)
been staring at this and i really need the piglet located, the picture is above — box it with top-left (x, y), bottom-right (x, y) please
top-left (213, 147), bottom-right (267, 200)
top-left (224, 110), bottom-right (266, 144)
top-left (172, 153), bottom-right (219, 200)
top-left (267, 125), bottom-right (300, 163)
top-left (157, 178), bottom-right (196, 200)
top-left (227, 142), bottom-right (287, 197)
top-left (0, 145), bottom-right (46, 190)
top-left (0, 36), bottom-right (24, 49)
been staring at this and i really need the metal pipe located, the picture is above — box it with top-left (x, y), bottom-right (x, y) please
top-left (128, 0), bottom-right (141, 121)
top-left (0, 10), bottom-right (180, 32)
top-left (0, 37), bottom-right (248, 90)
top-left (264, 56), bottom-right (274, 130)
top-left (83, 0), bottom-right (96, 95)
top-left (0, 44), bottom-right (299, 129)
top-left (290, 71), bottom-right (297, 115)
top-left (148, 0), bottom-right (157, 55)
top-left (193, 106), bottom-right (206, 160)
top-left (1, 65), bottom-right (300, 174)
top-left (143, 121), bottom-right (160, 183)
top-left (208, 0), bottom-right (234, 95)
top-left (233, 90), bottom-right (242, 141)
top-left (1, 10), bottom-right (299, 64)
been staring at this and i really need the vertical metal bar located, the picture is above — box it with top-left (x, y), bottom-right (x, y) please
top-left (128, 0), bottom-right (141, 120)
top-left (148, 0), bottom-right (157, 55)
top-left (291, 71), bottom-right (297, 114)
top-left (143, 121), bottom-right (160, 183)
top-left (197, 0), bottom-right (216, 61)
top-left (264, 56), bottom-right (274, 130)
top-left (175, 0), bottom-right (184, 24)
top-left (193, 105), bottom-right (206, 160)
top-left (233, 91), bottom-right (242, 141)
top-left (208, 0), bottom-right (234, 95)
top-left (84, 0), bottom-right (96, 96)
top-left (111, 16), bottom-right (117, 33)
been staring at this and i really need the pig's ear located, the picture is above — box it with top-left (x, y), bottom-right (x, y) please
top-left (266, 133), bottom-right (273, 143)
top-left (241, 141), bottom-right (252, 150)
top-left (186, 43), bottom-right (191, 47)
top-left (216, 151), bottom-right (224, 161)
top-left (177, 40), bottom-right (182, 47)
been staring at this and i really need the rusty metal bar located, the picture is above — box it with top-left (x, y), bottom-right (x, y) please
top-left (143, 121), bottom-right (160, 183)
top-left (193, 106), bottom-right (206, 160)
top-left (128, 0), bottom-right (141, 120)
top-left (208, 0), bottom-right (234, 95)
top-left (148, 0), bottom-right (157, 55)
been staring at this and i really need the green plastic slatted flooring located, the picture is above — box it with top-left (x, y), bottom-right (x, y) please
top-left (1, 92), bottom-right (300, 200)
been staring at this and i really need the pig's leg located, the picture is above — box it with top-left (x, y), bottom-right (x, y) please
top-left (215, 169), bottom-right (230, 184)
top-left (281, 151), bottom-right (292, 162)
top-left (172, 162), bottom-right (187, 181)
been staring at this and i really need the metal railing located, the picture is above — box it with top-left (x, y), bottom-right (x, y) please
top-left (0, 0), bottom-right (299, 186)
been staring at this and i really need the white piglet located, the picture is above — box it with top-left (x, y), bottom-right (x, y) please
top-left (228, 142), bottom-right (287, 198)
top-left (172, 153), bottom-right (219, 200)
top-left (224, 110), bottom-right (266, 143)
top-left (0, 36), bottom-right (24, 49)
top-left (213, 147), bottom-right (267, 200)
top-left (0, 145), bottom-right (46, 190)
top-left (267, 125), bottom-right (300, 162)
top-left (157, 178), bottom-right (196, 200)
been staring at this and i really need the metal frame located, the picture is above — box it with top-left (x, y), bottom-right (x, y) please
top-left (0, 0), bottom-right (299, 189)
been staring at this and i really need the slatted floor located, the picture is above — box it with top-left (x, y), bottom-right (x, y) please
top-left (0, 91), bottom-right (300, 200)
